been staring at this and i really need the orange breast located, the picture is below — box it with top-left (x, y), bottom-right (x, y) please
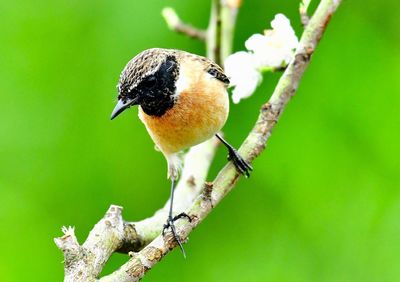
top-left (139, 66), bottom-right (229, 154)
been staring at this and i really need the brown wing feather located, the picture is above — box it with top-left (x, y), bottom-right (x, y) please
top-left (206, 64), bottom-right (230, 85)
top-left (176, 51), bottom-right (230, 86)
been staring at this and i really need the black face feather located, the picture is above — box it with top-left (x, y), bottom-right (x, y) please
top-left (137, 56), bottom-right (179, 116)
top-left (118, 54), bottom-right (179, 117)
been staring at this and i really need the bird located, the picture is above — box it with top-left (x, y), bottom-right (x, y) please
top-left (110, 48), bottom-right (252, 256)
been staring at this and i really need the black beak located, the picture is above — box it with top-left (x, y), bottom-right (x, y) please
top-left (110, 98), bottom-right (138, 120)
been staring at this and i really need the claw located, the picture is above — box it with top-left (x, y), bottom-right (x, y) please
top-left (162, 213), bottom-right (191, 258)
top-left (173, 212), bottom-right (192, 222)
top-left (227, 148), bottom-right (252, 177)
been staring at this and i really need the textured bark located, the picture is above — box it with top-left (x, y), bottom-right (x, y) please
top-left (55, 138), bottom-right (219, 282)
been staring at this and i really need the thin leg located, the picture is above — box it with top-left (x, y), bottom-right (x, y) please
top-left (168, 179), bottom-right (176, 219)
top-left (162, 179), bottom-right (191, 258)
top-left (216, 133), bottom-right (253, 177)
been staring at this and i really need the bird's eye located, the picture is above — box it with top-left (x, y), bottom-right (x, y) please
top-left (142, 76), bottom-right (157, 88)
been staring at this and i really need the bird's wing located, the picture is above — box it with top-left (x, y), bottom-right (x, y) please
top-left (206, 62), bottom-right (230, 85)
top-left (180, 50), bottom-right (230, 86)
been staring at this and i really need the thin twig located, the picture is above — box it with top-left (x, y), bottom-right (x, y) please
top-left (207, 0), bottom-right (223, 64)
top-left (162, 7), bottom-right (207, 41)
top-left (300, 0), bottom-right (312, 26)
top-left (221, 0), bottom-right (241, 63)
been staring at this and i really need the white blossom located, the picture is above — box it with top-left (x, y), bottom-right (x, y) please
top-left (224, 51), bottom-right (262, 104)
top-left (224, 13), bottom-right (298, 103)
top-left (246, 14), bottom-right (298, 68)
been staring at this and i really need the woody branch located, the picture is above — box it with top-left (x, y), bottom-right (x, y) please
top-left (54, 137), bottom-right (220, 282)
top-left (162, 7), bottom-right (207, 41)
top-left (55, 0), bottom-right (341, 281)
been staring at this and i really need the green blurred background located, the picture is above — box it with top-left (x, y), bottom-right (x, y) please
top-left (1, 0), bottom-right (399, 281)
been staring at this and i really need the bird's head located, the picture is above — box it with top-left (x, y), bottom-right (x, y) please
top-left (111, 48), bottom-right (180, 120)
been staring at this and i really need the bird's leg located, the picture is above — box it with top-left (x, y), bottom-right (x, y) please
top-left (216, 133), bottom-right (253, 177)
top-left (162, 178), bottom-right (191, 257)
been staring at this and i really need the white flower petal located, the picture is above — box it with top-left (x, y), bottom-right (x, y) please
top-left (245, 34), bottom-right (268, 55)
top-left (271, 13), bottom-right (291, 31)
top-left (224, 13), bottom-right (298, 103)
top-left (224, 51), bottom-right (257, 86)
top-left (231, 75), bottom-right (261, 103)
top-left (224, 51), bottom-right (262, 103)
top-left (244, 13), bottom-right (298, 68)
top-left (271, 14), bottom-right (299, 49)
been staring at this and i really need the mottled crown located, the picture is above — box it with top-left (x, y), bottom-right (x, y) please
top-left (116, 48), bottom-right (181, 116)
top-left (117, 48), bottom-right (178, 96)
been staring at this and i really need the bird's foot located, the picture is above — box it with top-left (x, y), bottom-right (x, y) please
top-left (227, 148), bottom-right (253, 178)
top-left (162, 213), bottom-right (192, 234)
top-left (162, 213), bottom-right (192, 257)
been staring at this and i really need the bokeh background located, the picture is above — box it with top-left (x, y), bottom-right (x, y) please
top-left (1, 0), bottom-right (399, 281)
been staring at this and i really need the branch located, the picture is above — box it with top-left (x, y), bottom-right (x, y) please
top-left (206, 0), bottom-right (223, 64)
top-left (221, 0), bottom-right (241, 63)
top-left (300, 0), bottom-right (312, 26)
top-left (54, 207), bottom-right (125, 282)
top-left (162, 7), bottom-right (207, 41)
top-left (55, 138), bottom-right (220, 282)
top-left (98, 0), bottom-right (342, 281)
top-left (162, 1), bottom-right (231, 66)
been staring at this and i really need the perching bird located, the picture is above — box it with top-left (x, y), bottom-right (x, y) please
top-left (111, 48), bottom-right (252, 255)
